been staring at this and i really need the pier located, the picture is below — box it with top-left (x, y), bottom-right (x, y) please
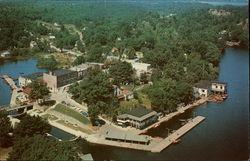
top-left (150, 116), bottom-right (206, 153)
top-left (1, 75), bottom-right (17, 90)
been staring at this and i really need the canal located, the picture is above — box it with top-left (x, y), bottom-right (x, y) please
top-left (0, 48), bottom-right (248, 160)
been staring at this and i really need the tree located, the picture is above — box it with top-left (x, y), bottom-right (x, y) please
top-left (147, 78), bottom-right (179, 113)
top-left (109, 61), bottom-right (134, 85)
top-left (13, 115), bottom-right (51, 141)
top-left (73, 55), bottom-right (85, 66)
top-left (8, 135), bottom-right (80, 161)
top-left (140, 72), bottom-right (148, 84)
top-left (37, 56), bottom-right (58, 71)
top-left (28, 80), bottom-right (50, 104)
top-left (0, 110), bottom-right (12, 148)
top-left (68, 72), bottom-right (118, 121)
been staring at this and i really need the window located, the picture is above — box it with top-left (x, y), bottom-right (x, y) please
top-left (202, 89), bottom-right (205, 92)
top-left (220, 86), bottom-right (223, 89)
top-left (216, 85), bottom-right (218, 88)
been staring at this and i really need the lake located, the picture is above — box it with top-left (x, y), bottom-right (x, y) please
top-left (0, 48), bottom-right (248, 160)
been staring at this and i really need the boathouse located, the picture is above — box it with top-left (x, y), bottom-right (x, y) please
top-left (193, 80), bottom-right (211, 98)
top-left (211, 81), bottom-right (227, 94)
top-left (117, 106), bottom-right (158, 129)
top-left (105, 131), bottom-right (150, 145)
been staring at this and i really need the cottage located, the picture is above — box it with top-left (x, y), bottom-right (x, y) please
top-left (117, 106), bottom-right (158, 129)
top-left (43, 69), bottom-right (78, 92)
top-left (116, 89), bottom-right (134, 101)
top-left (131, 62), bottom-right (151, 77)
top-left (19, 72), bottom-right (44, 88)
top-left (211, 81), bottom-right (227, 94)
top-left (85, 62), bottom-right (105, 70)
top-left (1, 51), bottom-right (12, 57)
top-left (193, 80), bottom-right (211, 98)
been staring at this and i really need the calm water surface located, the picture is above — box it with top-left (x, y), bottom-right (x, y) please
top-left (0, 48), bottom-right (248, 160)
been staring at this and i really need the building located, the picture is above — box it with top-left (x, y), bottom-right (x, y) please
top-left (116, 89), bottom-right (134, 101)
top-left (85, 62), bottom-right (105, 70)
top-left (70, 64), bottom-right (90, 79)
top-left (211, 81), bottom-right (227, 94)
top-left (1, 51), bottom-right (12, 57)
top-left (131, 62), bottom-right (151, 77)
top-left (43, 69), bottom-right (78, 91)
top-left (117, 107), bottom-right (158, 129)
top-left (19, 72), bottom-right (44, 87)
top-left (193, 80), bottom-right (211, 98)
top-left (105, 131), bottom-right (150, 145)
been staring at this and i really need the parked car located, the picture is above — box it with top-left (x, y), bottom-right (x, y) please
top-left (81, 112), bottom-right (89, 117)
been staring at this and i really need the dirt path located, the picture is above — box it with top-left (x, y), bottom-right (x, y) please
top-left (0, 147), bottom-right (12, 160)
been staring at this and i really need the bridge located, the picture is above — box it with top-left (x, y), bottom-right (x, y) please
top-left (0, 103), bottom-right (33, 113)
top-left (1, 75), bottom-right (18, 90)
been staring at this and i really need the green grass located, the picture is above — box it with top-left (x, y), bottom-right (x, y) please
top-left (53, 104), bottom-right (90, 124)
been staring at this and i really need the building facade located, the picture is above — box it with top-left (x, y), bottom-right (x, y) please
top-left (117, 107), bottom-right (158, 129)
top-left (193, 80), bottom-right (211, 98)
top-left (211, 81), bottom-right (227, 94)
top-left (43, 69), bottom-right (78, 92)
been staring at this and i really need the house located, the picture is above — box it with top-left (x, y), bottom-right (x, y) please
top-left (19, 72), bottom-right (44, 88)
top-left (131, 62), bottom-right (151, 77)
top-left (43, 69), bottom-right (78, 92)
top-left (116, 89), bottom-right (134, 101)
top-left (117, 106), bottom-right (158, 129)
top-left (105, 131), bottom-right (150, 145)
top-left (22, 87), bottom-right (36, 103)
top-left (211, 81), bottom-right (227, 94)
top-left (193, 80), bottom-right (211, 98)
top-left (111, 47), bottom-right (119, 53)
top-left (70, 64), bottom-right (90, 79)
top-left (106, 55), bottom-right (120, 61)
top-left (1, 51), bottom-right (12, 57)
top-left (30, 41), bottom-right (37, 48)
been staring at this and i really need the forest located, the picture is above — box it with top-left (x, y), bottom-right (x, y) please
top-left (0, 1), bottom-right (248, 116)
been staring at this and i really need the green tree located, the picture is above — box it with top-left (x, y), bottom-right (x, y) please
top-left (0, 110), bottom-right (12, 148)
top-left (28, 80), bottom-right (50, 104)
top-left (8, 135), bottom-right (80, 161)
top-left (37, 56), bottom-right (58, 71)
top-left (109, 61), bottom-right (134, 85)
top-left (13, 115), bottom-right (51, 141)
top-left (73, 55), bottom-right (85, 66)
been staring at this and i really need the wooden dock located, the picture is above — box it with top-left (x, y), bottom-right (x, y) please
top-left (151, 116), bottom-right (206, 153)
top-left (1, 75), bottom-right (17, 89)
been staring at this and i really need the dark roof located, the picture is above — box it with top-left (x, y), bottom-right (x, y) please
top-left (126, 106), bottom-right (154, 118)
top-left (211, 81), bottom-right (227, 85)
top-left (23, 72), bottom-right (44, 80)
top-left (194, 80), bottom-right (211, 89)
top-left (53, 69), bottom-right (75, 76)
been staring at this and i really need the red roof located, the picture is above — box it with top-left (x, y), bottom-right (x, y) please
top-left (122, 90), bottom-right (133, 95)
top-left (23, 88), bottom-right (32, 95)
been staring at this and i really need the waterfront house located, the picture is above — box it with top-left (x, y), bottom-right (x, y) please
top-left (19, 72), bottom-right (44, 88)
top-left (43, 69), bottom-right (78, 92)
top-left (105, 131), bottom-right (150, 145)
top-left (117, 106), bottom-right (158, 129)
top-left (193, 80), bottom-right (211, 98)
top-left (1, 51), bottom-right (12, 57)
top-left (211, 81), bottom-right (227, 94)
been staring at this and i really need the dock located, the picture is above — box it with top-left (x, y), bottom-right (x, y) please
top-left (1, 75), bottom-right (17, 90)
top-left (150, 116), bottom-right (206, 153)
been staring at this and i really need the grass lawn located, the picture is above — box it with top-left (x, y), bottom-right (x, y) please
top-left (53, 104), bottom-right (90, 124)
top-left (56, 120), bottom-right (93, 134)
top-left (41, 113), bottom-right (58, 121)
top-left (137, 91), bottom-right (152, 109)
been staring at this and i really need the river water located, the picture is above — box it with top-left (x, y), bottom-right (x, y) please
top-left (0, 48), bottom-right (249, 160)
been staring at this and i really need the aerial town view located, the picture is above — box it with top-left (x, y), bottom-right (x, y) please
top-left (0, 0), bottom-right (248, 160)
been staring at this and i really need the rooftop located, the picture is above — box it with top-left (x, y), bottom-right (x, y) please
top-left (211, 81), bottom-right (227, 85)
top-left (105, 131), bottom-right (150, 143)
top-left (127, 106), bottom-right (154, 118)
top-left (194, 80), bottom-right (211, 89)
top-left (53, 69), bottom-right (75, 76)
top-left (23, 72), bottom-right (44, 80)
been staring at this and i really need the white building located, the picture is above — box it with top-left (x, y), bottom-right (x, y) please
top-left (1, 51), bottom-right (12, 57)
top-left (19, 72), bottom-right (44, 88)
top-left (131, 62), bottom-right (151, 77)
top-left (193, 80), bottom-right (211, 98)
top-left (211, 81), bottom-right (227, 94)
